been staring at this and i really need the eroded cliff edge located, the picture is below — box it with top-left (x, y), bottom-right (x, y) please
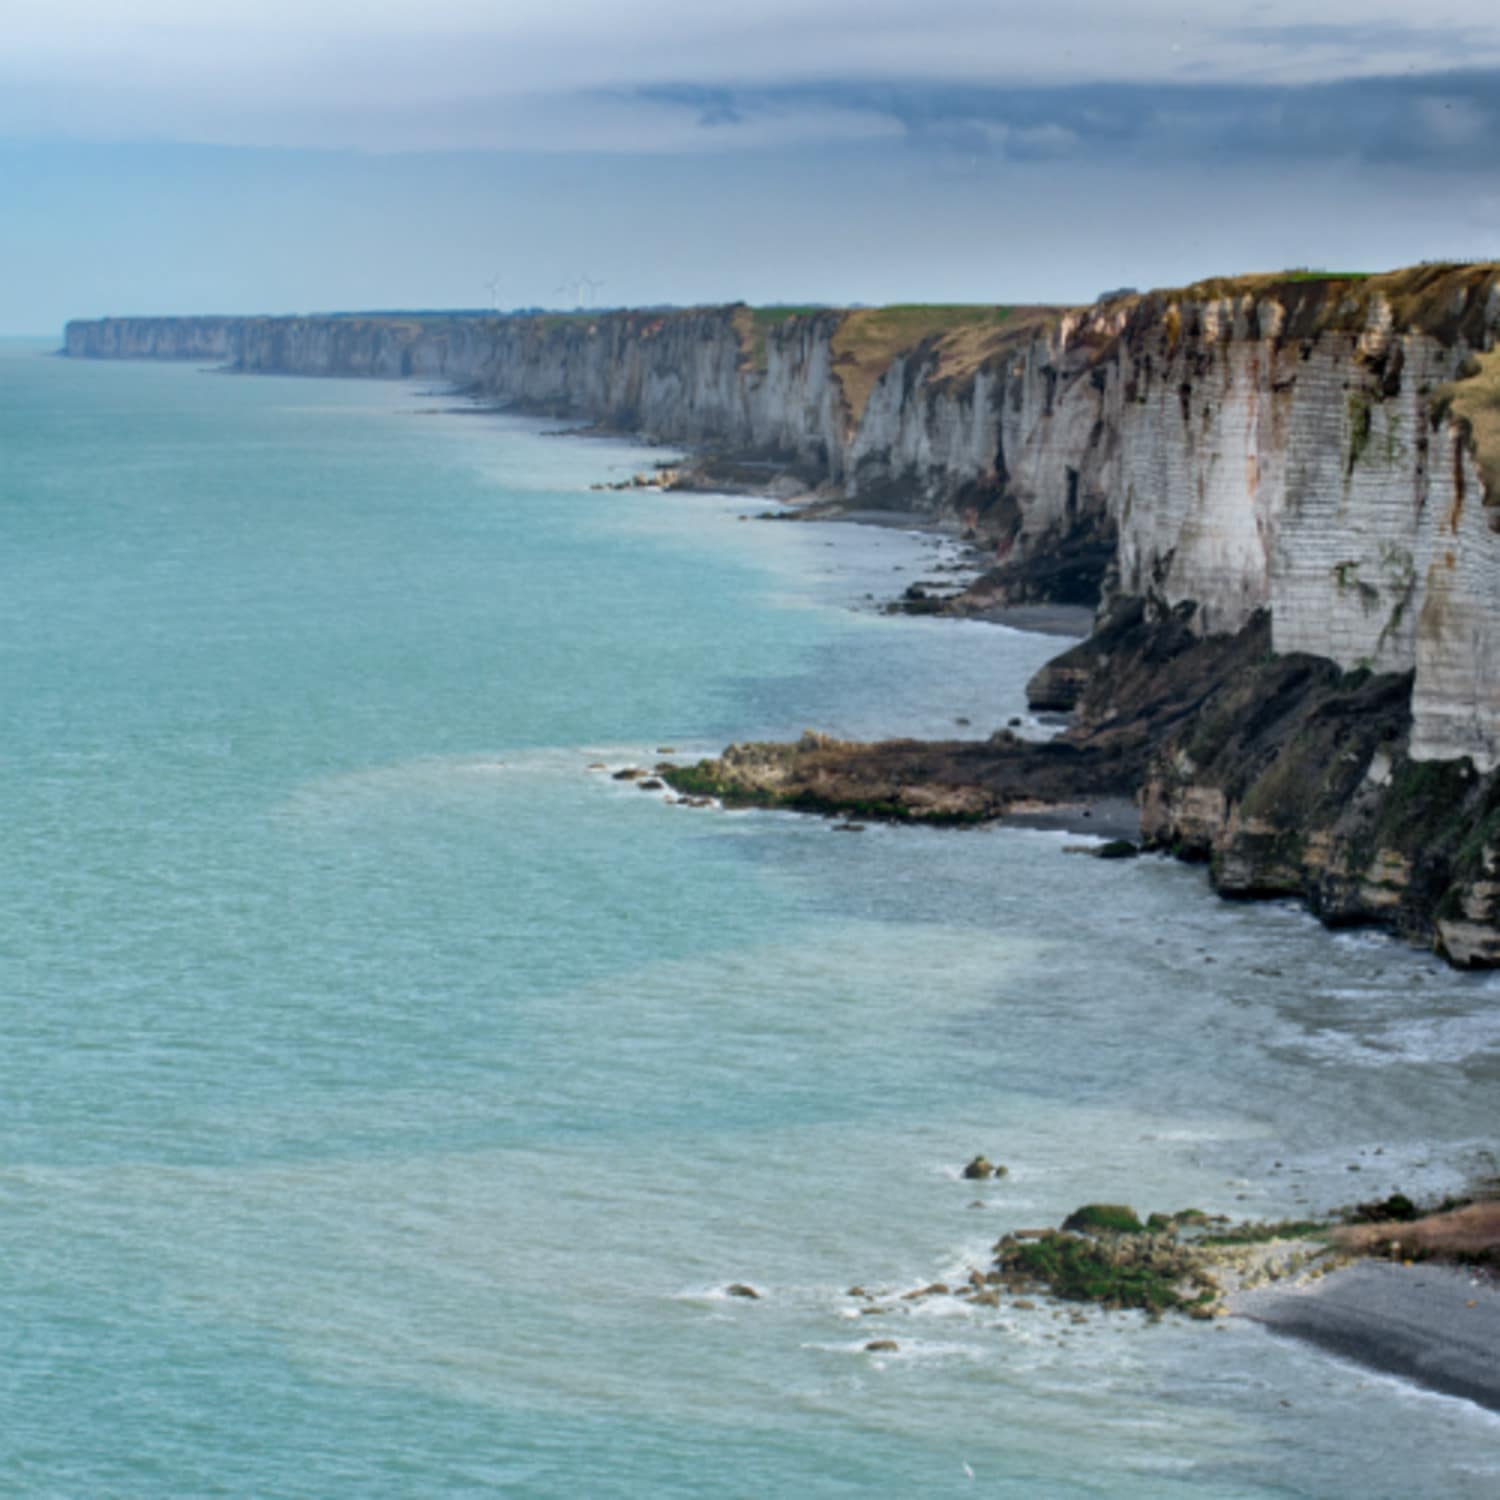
top-left (65, 265), bottom-right (1500, 960)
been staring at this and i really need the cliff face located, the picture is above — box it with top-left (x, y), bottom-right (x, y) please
top-left (1071, 274), bottom-right (1500, 772)
top-left (65, 265), bottom-right (1500, 770)
top-left (63, 269), bottom-right (1500, 961)
top-left (64, 316), bottom-right (240, 362)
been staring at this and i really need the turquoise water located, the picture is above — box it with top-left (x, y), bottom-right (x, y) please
top-left (2, 341), bottom-right (1497, 1496)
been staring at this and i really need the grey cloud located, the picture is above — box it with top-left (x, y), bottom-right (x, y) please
top-left (635, 87), bottom-right (744, 129)
top-left (1223, 22), bottom-right (1488, 57)
top-left (7, 5), bottom-right (1500, 158)
top-left (623, 69), bottom-right (1500, 168)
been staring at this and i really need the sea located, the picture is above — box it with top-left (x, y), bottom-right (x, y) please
top-left (1, 338), bottom-right (1497, 1497)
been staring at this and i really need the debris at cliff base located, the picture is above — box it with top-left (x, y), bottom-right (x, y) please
top-left (927, 514), bottom-right (1119, 615)
top-left (658, 594), bottom-right (1500, 965)
top-left (590, 467), bottom-right (683, 492)
top-left (1129, 612), bottom-right (1500, 964)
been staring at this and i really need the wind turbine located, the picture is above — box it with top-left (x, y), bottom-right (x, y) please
top-left (553, 276), bottom-right (586, 308)
top-left (579, 275), bottom-right (606, 307)
top-left (483, 275), bottom-right (502, 312)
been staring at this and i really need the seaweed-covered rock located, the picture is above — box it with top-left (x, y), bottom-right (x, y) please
top-left (996, 1229), bottom-right (1209, 1315)
top-left (1061, 1204), bottom-right (1145, 1235)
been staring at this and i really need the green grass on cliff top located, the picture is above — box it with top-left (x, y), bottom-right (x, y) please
top-left (732, 303), bottom-right (1029, 417)
top-left (1278, 269), bottom-right (1374, 282)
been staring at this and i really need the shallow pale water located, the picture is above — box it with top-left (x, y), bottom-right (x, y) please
top-left (2, 341), bottom-right (1497, 1497)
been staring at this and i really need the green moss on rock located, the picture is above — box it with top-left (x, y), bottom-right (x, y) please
top-left (1060, 1203), bottom-right (1145, 1235)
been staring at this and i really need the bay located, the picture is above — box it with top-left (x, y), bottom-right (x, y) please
top-left (2, 341), bottom-right (1496, 1497)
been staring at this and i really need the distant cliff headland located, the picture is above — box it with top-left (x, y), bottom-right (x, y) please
top-left (66, 264), bottom-right (1500, 963)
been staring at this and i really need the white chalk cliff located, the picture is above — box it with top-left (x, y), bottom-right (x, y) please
top-left (66, 265), bottom-right (1500, 767)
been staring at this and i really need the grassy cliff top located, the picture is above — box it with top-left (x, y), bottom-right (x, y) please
top-left (830, 305), bottom-right (1063, 426)
top-left (1145, 261), bottom-right (1500, 341)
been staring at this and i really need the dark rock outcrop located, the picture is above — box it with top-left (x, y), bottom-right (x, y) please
top-left (663, 597), bottom-right (1500, 965)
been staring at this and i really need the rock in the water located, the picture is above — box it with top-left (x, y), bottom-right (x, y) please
top-left (864, 1339), bottom-right (899, 1353)
top-left (901, 1282), bottom-right (950, 1300)
top-left (638, 778), bottom-right (665, 791)
top-left (612, 767), bottom-right (645, 781)
top-left (1094, 839), bottom-right (1140, 860)
top-left (725, 1282), bottom-right (760, 1300)
top-left (963, 1154), bottom-right (995, 1180)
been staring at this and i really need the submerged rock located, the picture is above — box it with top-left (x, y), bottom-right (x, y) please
top-left (964, 1154), bottom-right (1009, 1180)
top-left (901, 1282), bottom-right (950, 1300)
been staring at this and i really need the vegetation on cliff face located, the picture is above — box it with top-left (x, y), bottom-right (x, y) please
top-left (1433, 346), bottom-right (1500, 505)
top-left (731, 305), bottom-right (830, 373)
top-left (1139, 261), bottom-right (1498, 338)
top-left (727, 301), bottom-right (1060, 423)
top-left (827, 305), bottom-right (1014, 427)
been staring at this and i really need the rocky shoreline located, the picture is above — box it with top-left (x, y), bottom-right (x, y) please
top-left (640, 491), bottom-right (1500, 1410)
top-left (657, 584), bottom-right (1500, 967)
top-left (841, 1171), bottom-right (1500, 1410)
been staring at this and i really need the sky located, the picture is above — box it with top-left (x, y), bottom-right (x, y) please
top-left (4, 1), bottom-right (1500, 333)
